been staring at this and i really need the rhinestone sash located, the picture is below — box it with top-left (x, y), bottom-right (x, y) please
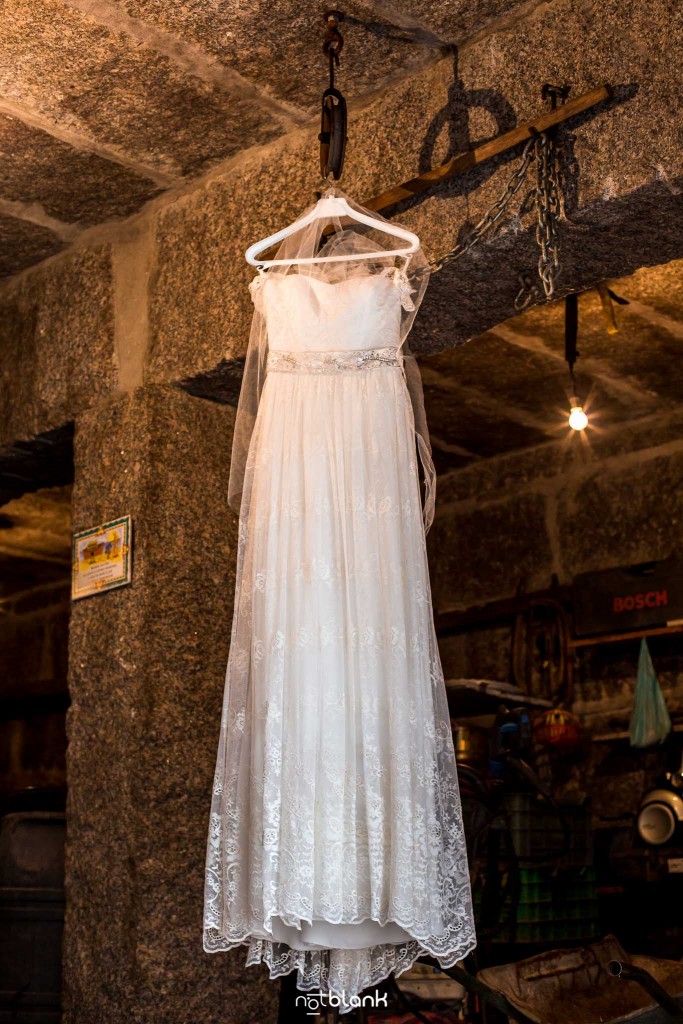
top-left (267, 347), bottom-right (401, 374)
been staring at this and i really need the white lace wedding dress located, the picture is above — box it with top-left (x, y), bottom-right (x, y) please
top-left (204, 248), bottom-right (476, 1007)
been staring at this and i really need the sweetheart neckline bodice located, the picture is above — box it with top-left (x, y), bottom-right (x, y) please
top-left (253, 266), bottom-right (406, 290)
top-left (250, 265), bottom-right (416, 354)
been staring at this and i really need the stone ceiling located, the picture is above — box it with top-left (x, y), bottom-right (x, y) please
top-left (0, 486), bottom-right (71, 604)
top-left (2, 0), bottom-right (528, 278)
top-left (420, 257), bottom-right (683, 475)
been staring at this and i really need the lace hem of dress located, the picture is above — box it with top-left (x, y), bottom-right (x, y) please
top-left (204, 926), bottom-right (477, 1014)
top-left (267, 347), bottom-right (401, 374)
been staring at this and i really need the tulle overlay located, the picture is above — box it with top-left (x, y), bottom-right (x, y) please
top-left (204, 193), bottom-right (475, 1008)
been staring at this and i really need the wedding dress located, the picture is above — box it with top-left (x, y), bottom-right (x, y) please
top-left (203, 190), bottom-right (476, 1009)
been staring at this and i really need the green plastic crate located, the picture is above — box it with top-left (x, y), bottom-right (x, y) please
top-left (502, 793), bottom-right (593, 869)
top-left (474, 865), bottom-right (599, 944)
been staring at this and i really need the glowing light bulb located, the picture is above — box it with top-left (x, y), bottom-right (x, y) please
top-left (568, 399), bottom-right (588, 431)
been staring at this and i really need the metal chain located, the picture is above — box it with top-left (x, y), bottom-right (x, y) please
top-left (428, 137), bottom-right (535, 275)
top-left (426, 131), bottom-right (565, 310)
top-left (533, 131), bottom-right (562, 300)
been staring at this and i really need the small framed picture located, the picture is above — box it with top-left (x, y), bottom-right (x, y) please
top-left (72, 515), bottom-right (133, 601)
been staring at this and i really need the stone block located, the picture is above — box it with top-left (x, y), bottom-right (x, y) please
top-left (439, 623), bottom-right (513, 683)
top-left (398, 0), bottom-right (530, 42)
top-left (0, 114), bottom-right (161, 225)
top-left (0, 247), bottom-right (116, 446)
top-left (556, 448), bottom-right (683, 578)
top-left (456, 0), bottom-right (682, 205)
top-left (0, 213), bottom-right (63, 278)
top-left (437, 407), bottom-right (683, 507)
top-left (436, 443), bottom-right (562, 506)
top-left (121, 0), bottom-right (444, 111)
top-left (424, 380), bottom-right (549, 458)
top-left (4, 0), bottom-right (282, 178)
top-left (64, 385), bottom-right (277, 1023)
top-left (502, 287), bottom-right (682, 406)
top-left (0, 613), bottom-right (46, 695)
top-left (621, 259), bottom-right (683, 325)
top-left (430, 491), bottom-right (553, 610)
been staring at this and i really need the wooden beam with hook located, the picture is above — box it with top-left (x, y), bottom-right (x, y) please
top-left (364, 84), bottom-right (612, 214)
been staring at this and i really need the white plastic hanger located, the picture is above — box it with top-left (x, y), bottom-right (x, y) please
top-left (245, 194), bottom-right (420, 267)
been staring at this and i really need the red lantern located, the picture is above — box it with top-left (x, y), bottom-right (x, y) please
top-left (533, 708), bottom-right (582, 751)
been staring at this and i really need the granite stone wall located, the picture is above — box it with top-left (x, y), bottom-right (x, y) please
top-left (64, 385), bottom-right (278, 1024)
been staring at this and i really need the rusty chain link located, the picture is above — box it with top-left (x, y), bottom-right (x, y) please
top-left (533, 130), bottom-right (562, 302)
top-left (425, 131), bottom-right (564, 309)
top-left (428, 138), bottom-right (535, 274)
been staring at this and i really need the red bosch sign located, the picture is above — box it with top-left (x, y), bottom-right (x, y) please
top-left (573, 558), bottom-right (683, 637)
top-left (613, 590), bottom-right (668, 613)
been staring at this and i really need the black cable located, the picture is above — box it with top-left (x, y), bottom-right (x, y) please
top-left (565, 291), bottom-right (579, 378)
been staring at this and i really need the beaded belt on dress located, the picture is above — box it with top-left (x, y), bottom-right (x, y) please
top-left (267, 347), bottom-right (401, 373)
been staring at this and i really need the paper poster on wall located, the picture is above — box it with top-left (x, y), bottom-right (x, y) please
top-left (71, 515), bottom-right (132, 600)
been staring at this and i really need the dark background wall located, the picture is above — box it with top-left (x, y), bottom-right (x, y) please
top-left (0, 486), bottom-right (72, 802)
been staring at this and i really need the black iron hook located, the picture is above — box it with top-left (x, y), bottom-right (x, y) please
top-left (323, 9), bottom-right (345, 87)
top-left (319, 10), bottom-right (347, 180)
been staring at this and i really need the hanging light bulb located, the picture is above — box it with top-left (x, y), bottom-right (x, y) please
top-left (564, 293), bottom-right (588, 431)
top-left (568, 395), bottom-right (588, 431)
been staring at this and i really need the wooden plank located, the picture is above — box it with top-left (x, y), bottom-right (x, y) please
top-left (434, 585), bottom-right (572, 636)
top-left (570, 622), bottom-right (683, 648)
top-left (593, 724), bottom-right (683, 742)
top-left (364, 84), bottom-right (612, 213)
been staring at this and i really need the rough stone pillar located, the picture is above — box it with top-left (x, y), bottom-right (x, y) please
top-left (63, 385), bottom-right (278, 1024)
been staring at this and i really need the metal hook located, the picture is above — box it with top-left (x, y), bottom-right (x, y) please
top-left (322, 9), bottom-right (344, 88)
top-left (322, 9), bottom-right (345, 60)
top-left (542, 83), bottom-right (571, 110)
top-left (318, 10), bottom-right (347, 181)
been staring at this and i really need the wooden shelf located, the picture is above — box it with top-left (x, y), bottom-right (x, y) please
top-left (445, 678), bottom-right (553, 712)
top-left (570, 622), bottom-right (683, 648)
top-left (592, 723), bottom-right (683, 742)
